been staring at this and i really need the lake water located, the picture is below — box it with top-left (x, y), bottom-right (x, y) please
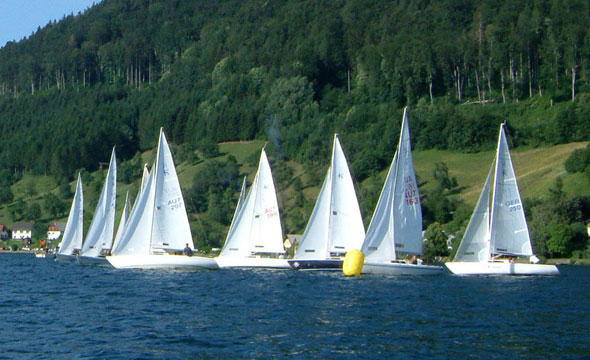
top-left (0, 253), bottom-right (588, 359)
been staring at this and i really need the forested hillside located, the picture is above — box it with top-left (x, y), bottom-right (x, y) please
top-left (1, 0), bottom-right (589, 176)
top-left (0, 0), bottom-right (589, 258)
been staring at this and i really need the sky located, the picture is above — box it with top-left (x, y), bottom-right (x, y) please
top-left (0, 0), bottom-right (99, 48)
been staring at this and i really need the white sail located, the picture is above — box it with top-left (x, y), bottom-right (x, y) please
top-left (81, 148), bottom-right (117, 258)
top-left (220, 148), bottom-right (285, 257)
top-left (58, 173), bottom-right (84, 255)
top-left (453, 165), bottom-right (493, 262)
top-left (141, 164), bottom-right (150, 190)
top-left (150, 129), bottom-right (194, 251)
top-left (490, 124), bottom-right (533, 256)
top-left (295, 134), bottom-right (365, 259)
top-left (363, 107), bottom-right (422, 261)
top-left (112, 167), bottom-right (155, 256)
top-left (221, 176), bottom-right (247, 253)
top-left (127, 164), bottom-right (150, 217)
top-left (111, 191), bottom-right (130, 252)
top-left (295, 166), bottom-right (331, 259)
top-left (392, 108), bottom-right (422, 255)
top-left (362, 151), bottom-right (397, 262)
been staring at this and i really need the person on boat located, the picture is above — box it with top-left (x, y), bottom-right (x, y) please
top-left (183, 244), bottom-right (193, 257)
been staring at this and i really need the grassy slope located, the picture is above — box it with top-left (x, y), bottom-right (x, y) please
top-left (414, 141), bottom-right (590, 205)
top-left (1, 140), bottom-right (588, 240)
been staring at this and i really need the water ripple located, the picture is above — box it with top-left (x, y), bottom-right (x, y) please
top-left (0, 253), bottom-right (588, 359)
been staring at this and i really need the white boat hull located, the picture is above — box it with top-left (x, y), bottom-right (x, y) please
top-left (216, 256), bottom-right (290, 269)
top-left (35, 252), bottom-right (54, 259)
top-left (445, 261), bottom-right (559, 275)
top-left (107, 254), bottom-right (219, 270)
top-left (362, 261), bottom-right (444, 275)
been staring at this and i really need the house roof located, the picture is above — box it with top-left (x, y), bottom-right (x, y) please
top-left (48, 222), bottom-right (66, 232)
top-left (11, 222), bottom-right (34, 231)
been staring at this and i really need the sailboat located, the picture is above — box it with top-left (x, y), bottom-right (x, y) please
top-left (361, 107), bottom-right (443, 275)
top-left (107, 128), bottom-right (218, 270)
top-left (288, 134), bottom-right (365, 270)
top-left (216, 148), bottom-right (289, 269)
top-left (445, 124), bottom-right (559, 275)
top-left (78, 148), bottom-right (117, 264)
top-left (56, 173), bottom-right (84, 262)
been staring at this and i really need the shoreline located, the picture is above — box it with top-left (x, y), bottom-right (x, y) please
top-left (546, 258), bottom-right (590, 266)
top-left (1, 250), bottom-right (588, 265)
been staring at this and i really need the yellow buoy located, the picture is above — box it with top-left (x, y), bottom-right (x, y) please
top-left (342, 250), bottom-right (364, 276)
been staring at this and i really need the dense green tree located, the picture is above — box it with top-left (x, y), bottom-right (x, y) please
top-left (25, 202), bottom-right (42, 221)
top-left (423, 222), bottom-right (450, 262)
top-left (0, 187), bottom-right (14, 204)
top-left (44, 193), bottom-right (67, 219)
top-left (11, 199), bottom-right (27, 221)
top-left (58, 182), bottom-right (73, 200)
top-left (565, 144), bottom-right (590, 174)
top-left (544, 220), bottom-right (575, 257)
top-left (422, 162), bottom-right (459, 226)
top-left (24, 178), bottom-right (37, 199)
top-left (0, 169), bottom-right (15, 187)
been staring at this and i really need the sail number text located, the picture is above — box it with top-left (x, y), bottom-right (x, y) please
top-left (168, 197), bottom-right (183, 210)
top-left (404, 176), bottom-right (419, 206)
top-left (265, 207), bottom-right (278, 218)
top-left (505, 199), bottom-right (521, 212)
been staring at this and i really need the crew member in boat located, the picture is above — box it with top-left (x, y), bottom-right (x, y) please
top-left (183, 244), bottom-right (193, 257)
top-left (410, 255), bottom-right (423, 265)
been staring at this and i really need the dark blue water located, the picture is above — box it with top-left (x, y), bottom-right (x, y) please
top-left (1, 253), bottom-right (588, 360)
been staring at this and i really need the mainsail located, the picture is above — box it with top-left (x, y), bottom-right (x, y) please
top-left (81, 148), bottom-right (117, 257)
top-left (295, 134), bottom-right (365, 259)
top-left (58, 173), bottom-right (84, 255)
top-left (490, 124), bottom-right (533, 257)
top-left (150, 129), bottom-right (193, 251)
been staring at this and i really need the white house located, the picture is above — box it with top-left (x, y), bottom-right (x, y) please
top-left (0, 224), bottom-right (9, 239)
top-left (11, 222), bottom-right (33, 240)
top-left (47, 223), bottom-right (65, 241)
